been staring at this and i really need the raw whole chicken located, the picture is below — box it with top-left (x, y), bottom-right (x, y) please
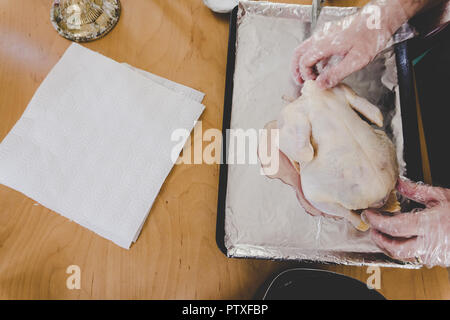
top-left (259, 80), bottom-right (400, 231)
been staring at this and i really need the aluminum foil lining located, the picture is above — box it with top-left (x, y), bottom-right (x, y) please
top-left (224, 1), bottom-right (419, 268)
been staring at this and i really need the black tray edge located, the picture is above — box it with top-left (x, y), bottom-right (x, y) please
top-left (395, 42), bottom-right (424, 183)
top-left (216, 6), bottom-right (238, 256)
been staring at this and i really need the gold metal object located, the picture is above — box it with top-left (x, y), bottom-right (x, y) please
top-left (50, 0), bottom-right (121, 42)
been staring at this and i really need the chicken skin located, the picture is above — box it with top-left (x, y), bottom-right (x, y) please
top-left (259, 80), bottom-right (399, 231)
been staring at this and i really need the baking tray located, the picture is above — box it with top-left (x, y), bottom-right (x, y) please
top-left (216, 5), bottom-right (424, 264)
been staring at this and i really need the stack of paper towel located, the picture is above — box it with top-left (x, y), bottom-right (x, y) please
top-left (0, 44), bottom-right (205, 249)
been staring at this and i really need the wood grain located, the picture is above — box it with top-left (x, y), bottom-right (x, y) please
top-left (0, 0), bottom-right (448, 300)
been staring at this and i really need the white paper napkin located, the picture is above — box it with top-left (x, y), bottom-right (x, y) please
top-left (0, 43), bottom-right (205, 249)
top-left (122, 63), bottom-right (205, 103)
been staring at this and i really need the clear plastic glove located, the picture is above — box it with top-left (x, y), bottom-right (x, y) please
top-left (292, 0), bottom-right (408, 89)
top-left (364, 178), bottom-right (450, 267)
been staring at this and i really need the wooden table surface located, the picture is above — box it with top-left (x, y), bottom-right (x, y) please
top-left (0, 0), bottom-right (448, 300)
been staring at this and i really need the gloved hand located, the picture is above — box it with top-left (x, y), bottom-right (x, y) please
top-left (292, 0), bottom-right (408, 89)
top-left (364, 178), bottom-right (450, 267)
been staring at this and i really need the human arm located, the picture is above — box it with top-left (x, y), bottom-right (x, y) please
top-left (292, 0), bottom-right (445, 88)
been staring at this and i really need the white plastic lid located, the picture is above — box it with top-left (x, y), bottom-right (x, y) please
top-left (203, 0), bottom-right (238, 13)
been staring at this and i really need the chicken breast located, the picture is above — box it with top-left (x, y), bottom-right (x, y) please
top-left (259, 80), bottom-right (399, 231)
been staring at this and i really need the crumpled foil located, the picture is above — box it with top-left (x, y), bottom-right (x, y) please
top-left (224, 1), bottom-right (419, 268)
